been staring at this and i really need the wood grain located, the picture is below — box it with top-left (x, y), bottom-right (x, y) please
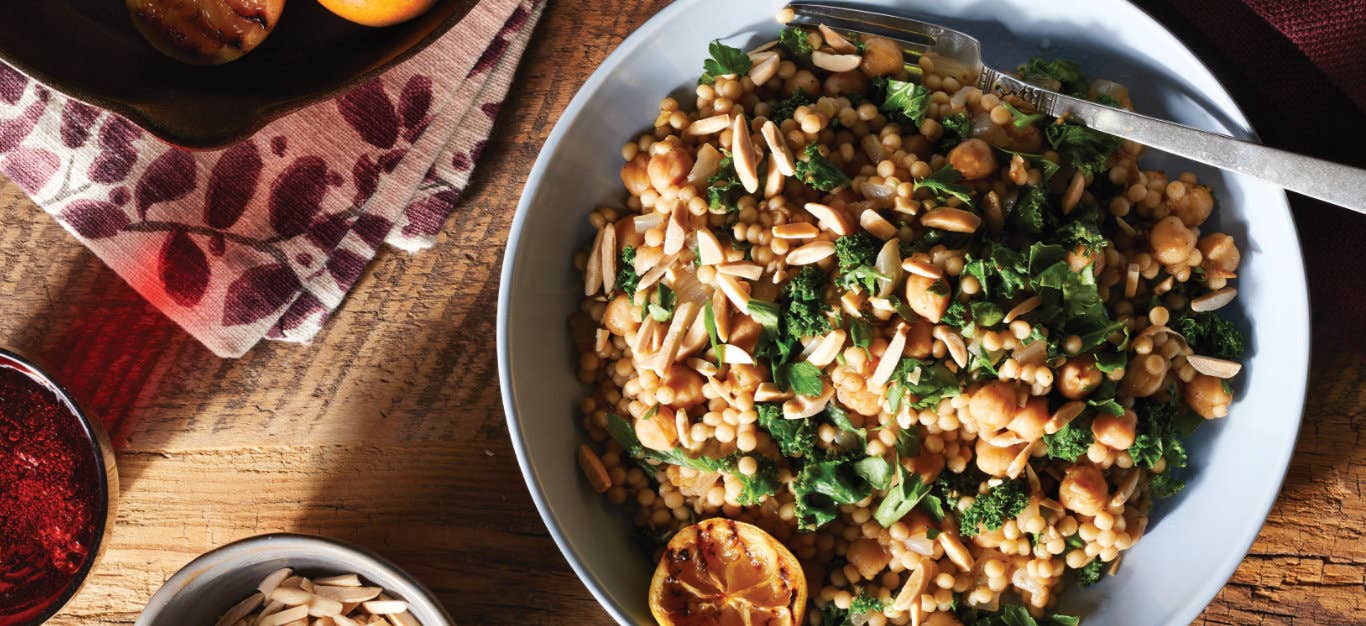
top-left (0, 2), bottom-right (1359, 625)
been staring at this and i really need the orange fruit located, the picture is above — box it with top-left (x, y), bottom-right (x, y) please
top-left (314, 0), bottom-right (439, 27)
top-left (649, 518), bottom-right (807, 626)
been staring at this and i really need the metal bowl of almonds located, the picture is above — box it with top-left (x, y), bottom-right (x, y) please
top-left (136, 533), bottom-right (453, 626)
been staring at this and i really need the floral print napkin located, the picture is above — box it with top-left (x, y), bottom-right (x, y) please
top-left (0, 0), bottom-right (544, 357)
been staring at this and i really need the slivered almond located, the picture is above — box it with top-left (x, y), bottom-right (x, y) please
top-left (1187, 354), bottom-right (1242, 378)
top-left (1045, 401), bottom-right (1087, 434)
top-left (687, 143), bottom-right (722, 186)
top-left (269, 586), bottom-right (312, 606)
top-left (749, 40), bottom-right (779, 54)
top-left (664, 203), bottom-right (688, 255)
top-left (782, 383), bottom-right (835, 419)
top-left (1191, 287), bottom-right (1237, 312)
top-left (772, 222), bottom-right (819, 239)
top-left (892, 559), bottom-right (932, 611)
top-left (600, 223), bottom-right (617, 294)
top-left (920, 207), bottom-right (981, 233)
top-left (749, 53), bottom-right (780, 87)
top-left (675, 408), bottom-right (693, 449)
top-left (812, 50), bottom-right (861, 72)
top-left (578, 444), bottom-right (612, 493)
top-left (943, 332), bottom-right (968, 367)
top-left (696, 228), bottom-right (725, 265)
top-left (636, 253), bottom-right (678, 294)
top-left (687, 114), bottom-right (731, 136)
top-left (711, 289), bottom-right (731, 342)
top-left (653, 300), bottom-right (702, 374)
top-left (259, 606), bottom-right (310, 626)
top-left (804, 203), bottom-right (855, 235)
top-left (718, 344), bottom-right (755, 365)
top-left (630, 314), bottom-right (659, 356)
top-left (584, 227), bottom-right (603, 296)
top-left (760, 120), bottom-right (796, 176)
top-left (874, 238), bottom-right (902, 298)
top-left (688, 358), bottom-right (718, 378)
top-left (869, 323), bottom-right (909, 388)
top-left (754, 382), bottom-right (793, 402)
top-left (315, 575), bottom-right (360, 588)
top-left (807, 330), bottom-right (847, 367)
top-left (860, 133), bottom-right (883, 164)
top-left (938, 533), bottom-right (975, 571)
top-left (632, 210), bottom-right (663, 233)
top-left (308, 596), bottom-right (343, 618)
top-left (787, 241), bottom-right (836, 265)
top-left (1110, 470), bottom-right (1141, 508)
top-left (633, 245), bottom-right (663, 274)
top-left (1006, 441), bottom-right (1035, 479)
top-left (715, 274), bottom-right (751, 313)
top-left (818, 24), bottom-right (858, 53)
top-left (901, 258), bottom-right (943, 280)
top-left (258, 570), bottom-right (294, 604)
top-left (731, 114), bottom-right (760, 193)
top-left (841, 291), bottom-right (866, 318)
top-left (360, 601), bottom-right (407, 616)
top-left (385, 611), bottom-right (421, 626)
top-left (860, 209), bottom-right (897, 240)
top-left (1125, 262), bottom-right (1140, 298)
top-left (717, 261), bottom-right (763, 281)
top-left (215, 593), bottom-right (264, 626)
top-left (312, 586), bottom-right (382, 604)
top-left (1003, 295), bottom-right (1041, 324)
top-left (764, 155), bottom-right (785, 198)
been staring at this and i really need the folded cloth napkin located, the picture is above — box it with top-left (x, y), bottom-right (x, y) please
top-left (0, 0), bottom-right (544, 357)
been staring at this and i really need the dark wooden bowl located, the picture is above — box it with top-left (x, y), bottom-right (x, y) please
top-left (0, 0), bottom-right (476, 148)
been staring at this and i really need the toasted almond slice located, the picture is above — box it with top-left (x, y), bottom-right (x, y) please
top-left (216, 592), bottom-right (264, 626)
top-left (674, 407), bottom-right (693, 449)
top-left (577, 444), bottom-right (612, 493)
top-left (807, 330), bottom-right (847, 367)
top-left (869, 323), bottom-right (909, 388)
top-left (259, 606), bottom-right (310, 626)
top-left (755, 382), bottom-right (794, 402)
top-left (731, 114), bottom-right (760, 193)
top-left (1003, 295), bottom-right (1041, 324)
top-left (764, 155), bottom-right (785, 199)
top-left (715, 274), bottom-right (752, 313)
top-left (1110, 469), bottom-right (1141, 508)
top-left (760, 120), bottom-right (796, 176)
top-left (818, 24), bottom-right (858, 53)
top-left (804, 202), bottom-right (855, 235)
top-left (1115, 216), bottom-right (1136, 235)
top-left (901, 257), bottom-right (943, 280)
top-left (717, 261), bottom-right (763, 281)
top-left (718, 344), bottom-right (755, 365)
top-left (332, 616), bottom-right (360, 626)
top-left (687, 143), bottom-right (722, 186)
top-left (309, 596), bottom-right (343, 618)
top-left (633, 245), bottom-right (663, 274)
top-left (1006, 441), bottom-right (1036, 479)
top-left (747, 49), bottom-right (779, 64)
top-left (860, 209), bottom-right (897, 240)
top-left (711, 288), bottom-right (731, 341)
top-left (361, 601), bottom-right (408, 616)
top-left (695, 228), bottom-right (725, 265)
top-left (688, 357), bottom-right (718, 378)
top-left (1187, 354), bottom-right (1242, 378)
top-left (630, 315), bottom-right (660, 356)
top-left (787, 241), bottom-right (837, 265)
top-left (654, 301), bottom-right (702, 374)
top-left (383, 611), bottom-right (421, 626)
top-left (259, 600), bottom-right (286, 618)
top-left (270, 586), bottom-right (313, 607)
top-left (920, 207), bottom-right (981, 233)
top-left (635, 253), bottom-right (677, 294)
top-left (1044, 401), bottom-right (1087, 435)
top-left (1190, 287), bottom-right (1237, 312)
top-left (687, 114), bottom-right (732, 136)
top-left (841, 291), bottom-right (866, 318)
top-left (298, 578), bottom-right (314, 593)
top-left (892, 558), bottom-right (932, 612)
top-left (772, 222), bottom-right (819, 239)
top-left (812, 50), bottom-right (861, 72)
top-left (782, 382), bottom-right (835, 419)
top-left (874, 238), bottom-right (902, 298)
top-left (600, 223), bottom-right (617, 294)
top-left (749, 39), bottom-right (779, 54)
top-left (943, 332), bottom-right (968, 368)
top-left (1125, 262), bottom-right (1140, 298)
top-left (938, 532), bottom-right (975, 572)
top-left (664, 203), bottom-right (688, 255)
top-left (584, 227), bottom-right (604, 296)
top-left (749, 53), bottom-right (780, 87)
top-left (595, 328), bottom-right (611, 354)
top-left (315, 575), bottom-right (361, 588)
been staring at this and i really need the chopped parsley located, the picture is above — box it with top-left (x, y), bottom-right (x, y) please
top-left (1044, 416), bottom-right (1093, 462)
top-left (699, 40), bottom-right (751, 85)
top-left (874, 461), bottom-right (933, 526)
top-left (778, 26), bottom-right (813, 60)
top-left (706, 150), bottom-right (743, 213)
top-left (885, 358), bottom-right (962, 413)
top-left (1171, 311), bottom-right (1247, 360)
top-left (958, 478), bottom-right (1029, 537)
top-left (796, 144), bottom-right (850, 191)
top-left (770, 89), bottom-right (813, 122)
top-left (834, 233), bottom-right (883, 294)
top-left (617, 246), bottom-right (640, 296)
top-left (605, 414), bottom-right (777, 504)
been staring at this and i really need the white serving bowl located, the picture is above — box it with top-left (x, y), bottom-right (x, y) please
top-left (499, 1), bottom-right (1310, 623)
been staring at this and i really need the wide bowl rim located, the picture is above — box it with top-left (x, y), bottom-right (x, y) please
top-left (0, 2), bottom-right (472, 149)
top-left (0, 347), bottom-right (114, 626)
top-left (135, 532), bottom-right (455, 626)
top-left (496, 1), bottom-right (1311, 623)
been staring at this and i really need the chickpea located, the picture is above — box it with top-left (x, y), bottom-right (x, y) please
top-left (969, 380), bottom-right (1017, 431)
top-left (846, 538), bottom-right (891, 579)
top-left (905, 320), bottom-right (935, 358)
top-left (823, 70), bottom-right (868, 96)
top-left (613, 218), bottom-right (645, 250)
top-left (635, 405), bottom-right (678, 451)
top-left (976, 438), bottom-right (1026, 477)
top-left (905, 274), bottom-right (951, 323)
top-left (1185, 374), bottom-right (1233, 419)
top-left (1092, 410), bottom-right (1137, 450)
top-left (619, 153), bottom-right (651, 196)
top-left (602, 294), bottom-right (639, 338)
top-left (1198, 233), bottom-right (1241, 276)
top-left (914, 452), bottom-right (946, 484)
top-left (1121, 353), bottom-right (1168, 397)
top-left (1006, 397), bottom-right (1050, 441)
top-left (1149, 215), bottom-right (1196, 266)
top-left (859, 36), bottom-right (904, 76)
top-left (662, 364), bottom-right (705, 410)
top-left (924, 612), bottom-right (965, 626)
top-left (647, 147), bottom-right (693, 193)
top-left (785, 69), bottom-right (821, 96)
top-left (947, 138), bottom-right (998, 181)
top-left (1167, 183), bottom-right (1214, 227)
top-left (1057, 358), bottom-right (1103, 399)
top-left (1059, 465), bottom-right (1109, 517)
top-left (727, 315), bottom-right (764, 353)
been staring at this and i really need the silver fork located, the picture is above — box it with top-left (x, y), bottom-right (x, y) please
top-left (786, 2), bottom-right (1366, 215)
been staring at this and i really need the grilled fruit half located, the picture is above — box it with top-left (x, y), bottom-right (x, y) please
top-left (126, 0), bottom-right (287, 65)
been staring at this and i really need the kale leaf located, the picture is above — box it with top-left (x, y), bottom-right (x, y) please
top-left (778, 26), bottom-right (813, 60)
top-left (1171, 311), bottom-right (1247, 360)
top-left (617, 246), bottom-right (640, 296)
top-left (1044, 416), bottom-right (1093, 462)
top-left (914, 165), bottom-right (974, 206)
top-left (756, 402), bottom-right (816, 458)
top-left (878, 78), bottom-right (931, 125)
top-left (796, 143), bottom-right (850, 191)
top-left (958, 478), bottom-right (1029, 537)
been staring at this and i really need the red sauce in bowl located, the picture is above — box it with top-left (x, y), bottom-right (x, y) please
top-left (0, 365), bottom-right (102, 625)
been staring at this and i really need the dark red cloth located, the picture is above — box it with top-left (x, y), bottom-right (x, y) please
top-left (1135, 0), bottom-right (1366, 356)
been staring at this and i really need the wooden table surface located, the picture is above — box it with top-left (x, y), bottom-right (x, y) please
top-left (0, 2), bottom-right (1361, 624)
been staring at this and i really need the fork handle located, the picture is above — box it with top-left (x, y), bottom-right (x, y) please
top-left (983, 70), bottom-right (1366, 215)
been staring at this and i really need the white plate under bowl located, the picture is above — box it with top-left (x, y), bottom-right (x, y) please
top-left (499, 1), bottom-right (1310, 623)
